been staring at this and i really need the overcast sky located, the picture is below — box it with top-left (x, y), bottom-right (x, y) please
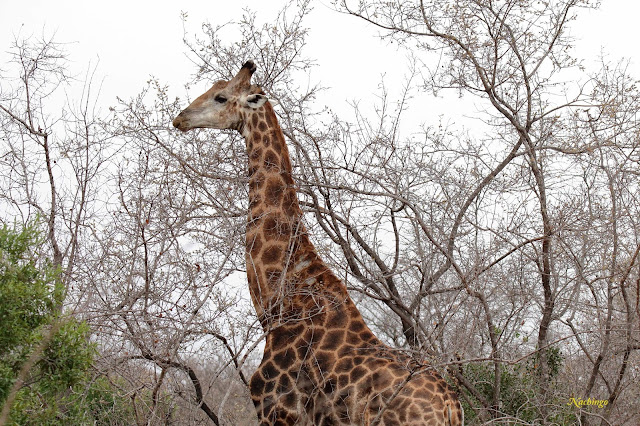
top-left (1, 0), bottom-right (639, 125)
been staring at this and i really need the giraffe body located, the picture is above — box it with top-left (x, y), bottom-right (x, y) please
top-left (173, 61), bottom-right (463, 425)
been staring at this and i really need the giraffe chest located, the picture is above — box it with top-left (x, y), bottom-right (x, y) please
top-left (248, 303), bottom-right (387, 423)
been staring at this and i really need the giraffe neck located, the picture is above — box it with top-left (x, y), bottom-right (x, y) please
top-left (242, 102), bottom-right (324, 324)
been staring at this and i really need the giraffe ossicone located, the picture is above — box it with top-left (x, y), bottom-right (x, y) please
top-left (173, 61), bottom-right (464, 425)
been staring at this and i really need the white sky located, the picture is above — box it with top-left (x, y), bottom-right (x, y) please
top-left (1, 0), bottom-right (639, 128)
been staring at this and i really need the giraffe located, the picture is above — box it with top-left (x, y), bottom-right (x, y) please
top-left (173, 61), bottom-right (463, 426)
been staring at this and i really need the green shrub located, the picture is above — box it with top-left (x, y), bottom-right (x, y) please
top-left (461, 347), bottom-right (578, 424)
top-left (0, 222), bottom-right (134, 424)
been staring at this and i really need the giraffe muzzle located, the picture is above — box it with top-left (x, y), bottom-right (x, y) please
top-left (172, 112), bottom-right (190, 132)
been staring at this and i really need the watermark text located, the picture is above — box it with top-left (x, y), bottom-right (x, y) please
top-left (567, 397), bottom-right (608, 409)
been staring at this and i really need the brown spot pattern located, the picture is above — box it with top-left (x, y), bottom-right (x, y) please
top-left (265, 178), bottom-right (285, 207)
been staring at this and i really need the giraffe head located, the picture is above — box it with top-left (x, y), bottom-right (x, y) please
top-left (172, 61), bottom-right (268, 133)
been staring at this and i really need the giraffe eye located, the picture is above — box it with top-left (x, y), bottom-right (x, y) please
top-left (214, 95), bottom-right (227, 103)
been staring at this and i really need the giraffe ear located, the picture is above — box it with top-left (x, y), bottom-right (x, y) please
top-left (244, 94), bottom-right (268, 109)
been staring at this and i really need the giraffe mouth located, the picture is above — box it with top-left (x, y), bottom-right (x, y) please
top-left (172, 115), bottom-right (192, 132)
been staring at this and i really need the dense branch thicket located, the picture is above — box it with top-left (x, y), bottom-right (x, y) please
top-left (1, 0), bottom-right (639, 424)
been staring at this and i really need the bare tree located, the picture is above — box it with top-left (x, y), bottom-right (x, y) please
top-left (0, 34), bottom-right (113, 422)
top-left (318, 0), bottom-right (640, 423)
